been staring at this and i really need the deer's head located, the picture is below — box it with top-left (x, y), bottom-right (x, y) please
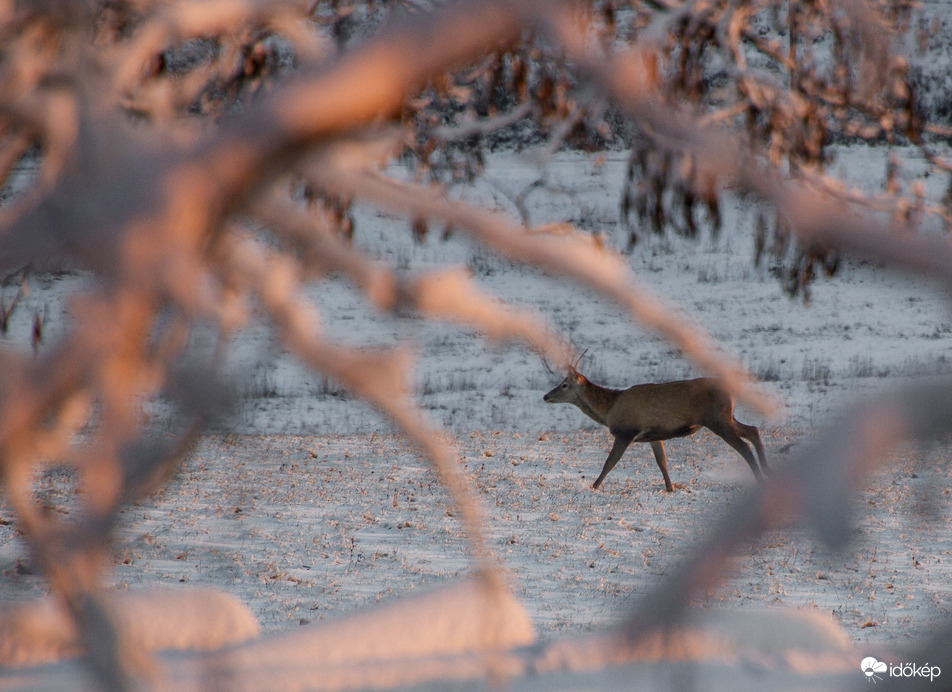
top-left (542, 350), bottom-right (588, 404)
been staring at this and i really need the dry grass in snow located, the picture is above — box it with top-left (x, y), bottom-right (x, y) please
top-left (6, 427), bottom-right (947, 651)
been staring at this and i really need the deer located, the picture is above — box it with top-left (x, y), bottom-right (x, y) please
top-left (542, 354), bottom-right (767, 492)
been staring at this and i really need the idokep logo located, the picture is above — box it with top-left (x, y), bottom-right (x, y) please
top-left (861, 656), bottom-right (941, 684)
top-left (861, 657), bottom-right (888, 683)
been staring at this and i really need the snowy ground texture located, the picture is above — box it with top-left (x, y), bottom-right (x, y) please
top-left (114, 428), bottom-right (952, 644)
top-left (2, 145), bottom-right (952, 688)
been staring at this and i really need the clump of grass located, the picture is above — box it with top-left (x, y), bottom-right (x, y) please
top-left (314, 376), bottom-right (348, 399)
top-left (801, 356), bottom-right (831, 385)
top-left (753, 358), bottom-right (783, 383)
top-left (696, 263), bottom-right (721, 284)
top-left (846, 354), bottom-right (876, 378)
top-left (244, 367), bottom-right (281, 399)
top-left (419, 371), bottom-right (479, 395)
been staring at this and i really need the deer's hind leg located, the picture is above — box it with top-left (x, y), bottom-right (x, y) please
top-left (707, 422), bottom-right (763, 481)
top-left (733, 420), bottom-right (767, 473)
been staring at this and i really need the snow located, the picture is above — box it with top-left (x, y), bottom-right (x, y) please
top-left (222, 147), bottom-right (952, 435)
top-left (0, 588), bottom-right (259, 668)
top-left (1, 146), bottom-right (951, 688)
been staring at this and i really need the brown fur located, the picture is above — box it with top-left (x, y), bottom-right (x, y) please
top-left (544, 370), bottom-right (767, 491)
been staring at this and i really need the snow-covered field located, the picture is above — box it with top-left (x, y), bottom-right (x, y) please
top-left (2, 146), bottom-right (952, 687)
top-left (106, 427), bottom-right (951, 646)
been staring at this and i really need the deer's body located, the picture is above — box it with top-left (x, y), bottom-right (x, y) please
top-left (543, 370), bottom-right (767, 491)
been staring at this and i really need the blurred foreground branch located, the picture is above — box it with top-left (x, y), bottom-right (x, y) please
top-left (0, 0), bottom-right (948, 689)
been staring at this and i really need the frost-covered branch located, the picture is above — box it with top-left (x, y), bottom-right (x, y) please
top-left (301, 158), bottom-right (778, 416)
top-left (0, 0), bottom-right (949, 688)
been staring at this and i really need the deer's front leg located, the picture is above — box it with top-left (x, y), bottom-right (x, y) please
top-left (592, 434), bottom-right (634, 490)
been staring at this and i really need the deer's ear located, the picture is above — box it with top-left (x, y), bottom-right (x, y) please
top-left (575, 372), bottom-right (585, 384)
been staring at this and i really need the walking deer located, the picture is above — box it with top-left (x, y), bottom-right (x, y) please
top-left (543, 357), bottom-right (767, 491)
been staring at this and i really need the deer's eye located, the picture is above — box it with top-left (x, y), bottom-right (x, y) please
top-left (560, 383), bottom-right (567, 389)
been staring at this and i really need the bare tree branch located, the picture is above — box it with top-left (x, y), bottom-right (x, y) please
top-left (302, 157), bottom-right (779, 415)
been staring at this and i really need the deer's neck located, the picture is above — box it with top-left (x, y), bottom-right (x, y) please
top-left (577, 380), bottom-right (621, 427)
